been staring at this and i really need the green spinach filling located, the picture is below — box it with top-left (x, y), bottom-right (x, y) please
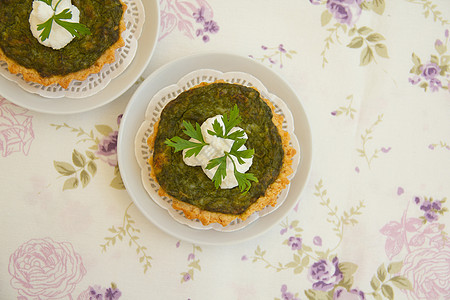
top-left (153, 83), bottom-right (284, 215)
top-left (0, 0), bottom-right (123, 77)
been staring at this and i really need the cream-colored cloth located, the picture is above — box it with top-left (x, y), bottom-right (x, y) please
top-left (1, 0), bottom-right (449, 299)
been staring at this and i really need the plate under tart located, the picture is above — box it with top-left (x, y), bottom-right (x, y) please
top-left (118, 52), bottom-right (313, 246)
top-left (134, 69), bottom-right (300, 232)
top-left (0, 0), bottom-right (159, 114)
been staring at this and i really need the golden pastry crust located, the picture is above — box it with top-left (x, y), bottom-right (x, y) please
top-left (147, 82), bottom-right (296, 227)
top-left (0, 1), bottom-right (127, 89)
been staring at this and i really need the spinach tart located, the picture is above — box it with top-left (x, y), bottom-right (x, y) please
top-left (0, 0), bottom-right (126, 89)
top-left (147, 82), bottom-right (296, 227)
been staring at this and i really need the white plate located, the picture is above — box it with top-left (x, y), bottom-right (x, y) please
top-left (0, 0), bottom-right (159, 114)
top-left (134, 69), bottom-right (301, 232)
top-left (118, 52), bottom-right (313, 245)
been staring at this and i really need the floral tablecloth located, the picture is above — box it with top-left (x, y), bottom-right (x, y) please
top-left (1, 0), bottom-right (450, 299)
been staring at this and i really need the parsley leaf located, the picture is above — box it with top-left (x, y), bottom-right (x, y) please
top-left (223, 105), bottom-right (242, 135)
top-left (164, 121), bottom-right (208, 157)
top-left (37, 18), bottom-right (54, 42)
top-left (38, 0), bottom-right (52, 5)
top-left (208, 105), bottom-right (244, 139)
top-left (229, 139), bottom-right (254, 164)
top-left (181, 120), bottom-right (206, 143)
top-left (205, 138), bottom-right (258, 193)
top-left (206, 156), bottom-right (227, 189)
top-left (36, 5), bottom-right (91, 42)
top-left (234, 168), bottom-right (258, 194)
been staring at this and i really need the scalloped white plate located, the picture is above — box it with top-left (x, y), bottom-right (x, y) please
top-left (118, 53), bottom-right (313, 245)
top-left (0, 0), bottom-right (159, 114)
top-left (134, 69), bottom-right (300, 232)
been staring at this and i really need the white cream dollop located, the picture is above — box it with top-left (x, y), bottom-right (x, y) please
top-left (183, 115), bottom-right (253, 189)
top-left (29, 0), bottom-right (80, 50)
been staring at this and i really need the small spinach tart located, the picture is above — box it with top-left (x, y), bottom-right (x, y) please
top-left (148, 82), bottom-right (296, 227)
top-left (0, 0), bottom-right (126, 89)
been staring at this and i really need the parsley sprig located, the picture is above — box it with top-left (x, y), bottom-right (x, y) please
top-left (164, 105), bottom-right (258, 193)
top-left (164, 120), bottom-right (208, 157)
top-left (207, 105), bottom-right (246, 140)
top-left (206, 137), bottom-right (257, 193)
top-left (37, 0), bottom-right (91, 42)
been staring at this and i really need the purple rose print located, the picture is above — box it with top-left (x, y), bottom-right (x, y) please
top-left (183, 273), bottom-right (191, 282)
top-left (203, 20), bottom-right (219, 33)
top-left (287, 236), bottom-right (302, 250)
top-left (96, 131), bottom-right (118, 167)
top-left (409, 76), bottom-right (421, 85)
top-left (420, 62), bottom-right (441, 80)
top-left (88, 286), bottom-right (105, 300)
top-left (280, 284), bottom-right (300, 300)
top-left (105, 287), bottom-right (122, 300)
top-left (77, 284), bottom-right (122, 300)
top-left (409, 30), bottom-right (449, 93)
top-left (432, 201), bottom-right (442, 210)
top-left (326, 0), bottom-right (363, 26)
top-left (159, 0), bottom-right (219, 42)
top-left (334, 287), bottom-right (366, 300)
top-left (424, 210), bottom-right (438, 222)
top-left (313, 236), bottom-right (323, 246)
top-left (308, 257), bottom-right (343, 291)
top-left (193, 6), bottom-right (206, 23)
top-left (429, 78), bottom-right (442, 92)
top-left (414, 196), bottom-right (446, 223)
top-left (420, 200), bottom-right (432, 212)
top-left (414, 196), bottom-right (421, 204)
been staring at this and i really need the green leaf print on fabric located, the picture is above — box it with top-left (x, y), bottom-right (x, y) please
top-left (312, 1), bottom-right (389, 67)
top-left (405, 0), bottom-right (449, 26)
top-left (346, 26), bottom-right (389, 66)
top-left (51, 115), bottom-right (125, 190)
top-left (249, 44), bottom-right (297, 68)
top-left (356, 114), bottom-right (390, 169)
top-left (428, 140), bottom-right (450, 150)
top-left (176, 241), bottom-right (203, 283)
top-left (331, 94), bottom-right (357, 119)
top-left (53, 150), bottom-right (97, 190)
top-left (367, 262), bottom-right (413, 299)
top-left (101, 202), bottom-right (153, 274)
top-left (361, 0), bottom-right (386, 15)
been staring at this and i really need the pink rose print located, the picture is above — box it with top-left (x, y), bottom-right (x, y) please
top-left (0, 97), bottom-right (34, 157)
top-left (8, 237), bottom-right (86, 299)
top-left (159, 0), bottom-right (219, 42)
top-left (402, 244), bottom-right (450, 299)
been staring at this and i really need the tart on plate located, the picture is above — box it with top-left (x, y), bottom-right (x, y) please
top-left (147, 81), bottom-right (296, 227)
top-left (0, 0), bottom-right (126, 89)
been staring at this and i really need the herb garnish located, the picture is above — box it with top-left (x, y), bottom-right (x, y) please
top-left (37, 0), bottom-right (91, 42)
top-left (164, 120), bottom-right (208, 158)
top-left (165, 105), bottom-right (258, 193)
top-left (207, 105), bottom-right (246, 140)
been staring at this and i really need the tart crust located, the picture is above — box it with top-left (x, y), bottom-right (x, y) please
top-left (0, 0), bottom-right (127, 89)
top-left (147, 82), bottom-right (297, 227)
